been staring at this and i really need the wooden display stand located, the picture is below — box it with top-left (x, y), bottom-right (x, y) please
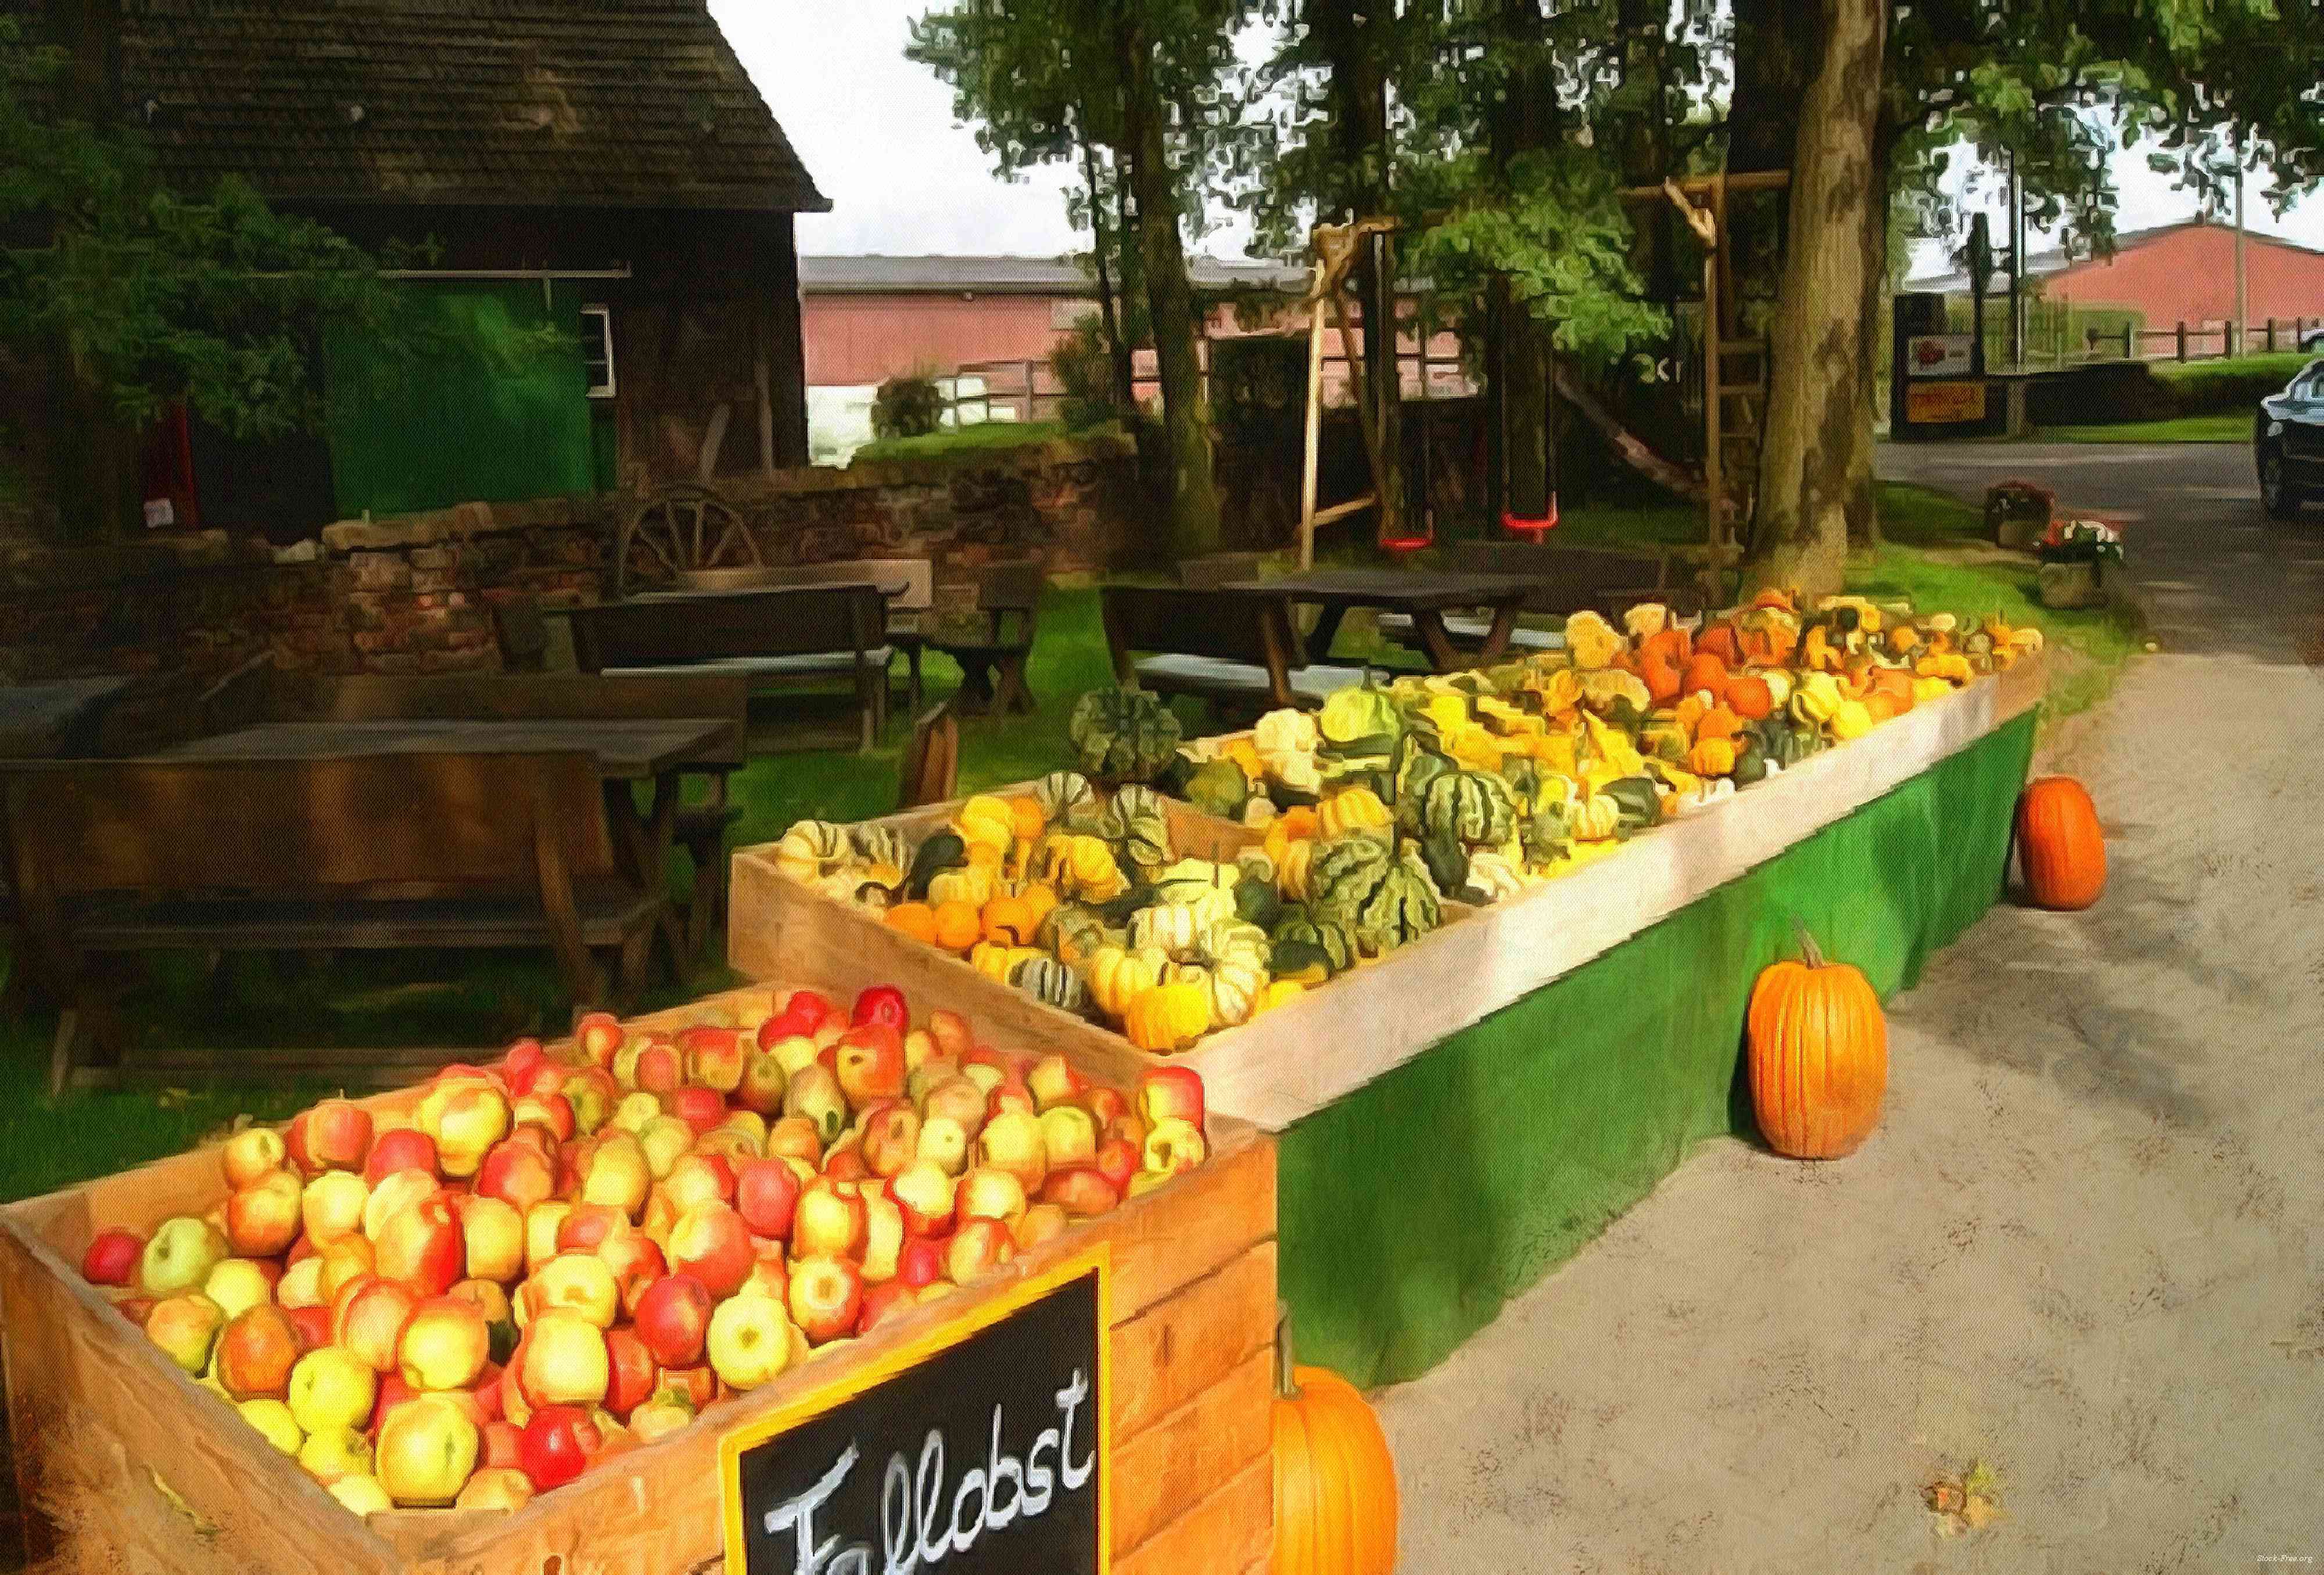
top-left (0, 987), bottom-right (1278, 1575)
top-left (731, 658), bottom-right (2048, 1134)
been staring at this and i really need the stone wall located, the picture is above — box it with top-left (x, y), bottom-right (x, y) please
top-left (0, 436), bottom-right (1152, 748)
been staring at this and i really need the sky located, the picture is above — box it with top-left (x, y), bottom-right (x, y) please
top-left (715, 0), bottom-right (2324, 274)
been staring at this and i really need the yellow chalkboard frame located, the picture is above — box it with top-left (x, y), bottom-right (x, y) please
top-left (719, 1243), bottom-right (1114, 1572)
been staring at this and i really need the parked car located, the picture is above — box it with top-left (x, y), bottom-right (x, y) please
top-left (2304, 325), bottom-right (2324, 353)
top-left (2255, 359), bottom-right (2324, 519)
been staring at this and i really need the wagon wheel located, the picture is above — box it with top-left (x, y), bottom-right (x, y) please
top-left (615, 484), bottom-right (762, 597)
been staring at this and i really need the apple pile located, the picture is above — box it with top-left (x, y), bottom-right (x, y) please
top-left (80, 986), bottom-right (1210, 1519)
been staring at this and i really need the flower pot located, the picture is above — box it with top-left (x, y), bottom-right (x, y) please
top-left (2037, 560), bottom-right (2107, 610)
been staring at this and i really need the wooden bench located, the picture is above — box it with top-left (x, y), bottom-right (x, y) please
top-left (916, 561), bottom-right (1045, 716)
top-left (1102, 586), bottom-right (1366, 712)
top-left (3, 752), bottom-right (662, 1092)
top-left (257, 672), bottom-right (751, 958)
top-left (565, 584), bottom-right (892, 751)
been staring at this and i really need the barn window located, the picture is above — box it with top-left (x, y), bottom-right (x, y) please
top-left (580, 304), bottom-right (616, 399)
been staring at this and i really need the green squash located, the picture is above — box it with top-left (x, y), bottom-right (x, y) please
top-left (1310, 833), bottom-right (1443, 956)
top-left (1730, 738), bottom-right (1770, 788)
top-left (1233, 875), bottom-right (1282, 931)
top-left (1390, 732), bottom-right (1455, 836)
top-left (1268, 905), bottom-right (1358, 983)
top-left (1753, 717), bottom-right (1822, 770)
top-left (1418, 768), bottom-right (1518, 849)
top-left (903, 832), bottom-right (967, 900)
top-left (1418, 821), bottom-right (1470, 899)
top-left (1033, 769), bottom-right (1101, 829)
top-left (1099, 783), bottom-right (1175, 873)
top-left (1181, 758), bottom-right (1251, 821)
top-left (1521, 797), bottom-right (1576, 867)
top-left (1318, 684), bottom-right (1405, 747)
top-left (1599, 775), bottom-right (1663, 835)
top-left (1497, 755), bottom-right (1545, 810)
top-left (1068, 688), bottom-right (1185, 785)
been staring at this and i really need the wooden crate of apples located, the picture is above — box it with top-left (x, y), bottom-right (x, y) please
top-left (0, 984), bottom-right (1277, 1575)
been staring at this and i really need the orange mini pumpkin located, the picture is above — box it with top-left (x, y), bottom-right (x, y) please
top-left (1681, 653), bottom-right (1731, 702)
top-left (930, 899), bottom-right (984, 952)
top-left (1640, 648), bottom-right (1687, 705)
top-left (1748, 922), bottom-right (1888, 1159)
top-left (1638, 627), bottom-right (1694, 669)
top-left (1694, 621), bottom-right (1744, 667)
top-left (1725, 674), bottom-right (1775, 721)
top-left (883, 902), bottom-right (939, 945)
top-left (981, 894), bottom-right (1041, 947)
top-left (1007, 796), bottom-right (1046, 843)
top-left (1693, 703), bottom-right (1746, 745)
top-left (2017, 776), bottom-right (2106, 910)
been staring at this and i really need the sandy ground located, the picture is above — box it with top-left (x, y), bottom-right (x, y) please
top-left (1380, 442), bottom-right (2324, 1571)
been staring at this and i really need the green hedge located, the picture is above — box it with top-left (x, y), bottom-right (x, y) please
top-left (2153, 352), bottom-right (2315, 414)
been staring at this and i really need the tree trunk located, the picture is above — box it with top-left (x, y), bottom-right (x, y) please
top-left (1317, 0), bottom-right (1403, 539)
top-left (1080, 137), bottom-right (1136, 412)
top-left (1844, 119), bottom-right (1895, 550)
top-left (1121, 26), bottom-right (1222, 559)
top-left (1741, 0), bottom-right (1887, 599)
top-left (54, 356), bottom-right (141, 540)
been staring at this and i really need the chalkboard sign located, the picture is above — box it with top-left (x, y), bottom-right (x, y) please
top-left (720, 1247), bottom-right (1112, 1575)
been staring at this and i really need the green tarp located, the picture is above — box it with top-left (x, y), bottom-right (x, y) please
top-left (1278, 713), bottom-right (2038, 1387)
top-left (325, 282), bottom-right (594, 518)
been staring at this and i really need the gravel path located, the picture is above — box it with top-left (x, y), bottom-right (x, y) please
top-left (1380, 441), bottom-right (2324, 1570)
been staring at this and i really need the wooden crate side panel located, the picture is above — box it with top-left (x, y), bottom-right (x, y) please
top-left (858, 781), bottom-right (1263, 865)
top-left (1068, 1130), bottom-right (1275, 1323)
top-left (1110, 1241), bottom-right (1278, 1440)
top-left (1109, 1344), bottom-right (1274, 1556)
top-left (0, 1226), bottom-right (397, 1575)
top-left (1115, 1450), bottom-right (1274, 1575)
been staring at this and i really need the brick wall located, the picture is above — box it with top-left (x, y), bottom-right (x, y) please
top-left (0, 436), bottom-right (1153, 748)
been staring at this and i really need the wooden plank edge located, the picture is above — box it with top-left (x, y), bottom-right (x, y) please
top-left (1109, 1344), bottom-right (1275, 1556)
top-left (1114, 1448), bottom-right (1274, 1575)
top-left (1109, 1241), bottom-right (1279, 1442)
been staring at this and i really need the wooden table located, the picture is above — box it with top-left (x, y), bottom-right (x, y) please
top-left (0, 675), bottom-right (137, 758)
top-left (162, 716), bottom-right (739, 968)
top-left (1216, 568), bottom-right (1541, 670)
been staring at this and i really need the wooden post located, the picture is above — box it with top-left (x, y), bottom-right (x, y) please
top-left (2268, 319), bottom-right (2279, 355)
top-left (1299, 294), bottom-right (1328, 571)
top-left (1703, 252), bottom-right (1724, 559)
top-left (2177, 321), bottom-right (2189, 362)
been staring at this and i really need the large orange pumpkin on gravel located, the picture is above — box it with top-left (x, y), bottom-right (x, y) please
top-left (1747, 923), bottom-right (1888, 1159)
top-left (1274, 1319), bottom-right (1398, 1575)
top-left (2016, 776), bottom-right (2106, 910)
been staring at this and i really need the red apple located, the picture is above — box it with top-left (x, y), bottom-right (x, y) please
top-left (1038, 1166), bottom-right (1121, 1219)
top-left (820, 1146), bottom-right (871, 1186)
top-left (667, 1202), bottom-right (754, 1299)
top-left (793, 1179), bottom-right (867, 1260)
top-left (514, 1313), bottom-right (609, 1409)
top-left (518, 1405), bottom-right (602, 1491)
top-left (500, 1037), bottom-right (547, 1093)
top-left (851, 984), bottom-right (908, 1030)
top-left (1083, 1085), bottom-right (1129, 1131)
top-left (81, 1226), bottom-right (145, 1287)
top-left (945, 1219), bottom-right (1016, 1285)
top-left (364, 1129), bottom-right (440, 1187)
top-left (985, 1082), bottom-right (1038, 1122)
top-left (786, 1255), bottom-right (865, 1344)
top-left (222, 1125), bottom-right (289, 1191)
top-left (475, 1140), bottom-right (556, 1214)
top-left (481, 1418), bottom-right (525, 1472)
top-left (375, 1195), bottom-right (464, 1295)
top-left (921, 1076), bottom-right (989, 1138)
top-left (556, 1202), bottom-right (631, 1255)
top-left (734, 1158), bottom-right (802, 1241)
top-left (574, 1013), bottom-right (626, 1071)
top-left (784, 1065), bottom-right (848, 1147)
top-left (665, 1084), bottom-right (725, 1138)
top-left (1138, 1065), bottom-right (1206, 1132)
top-left (631, 1273), bottom-right (713, 1368)
top-left (736, 1051), bottom-right (789, 1117)
top-left (602, 1328), bottom-right (658, 1419)
top-left (1093, 1136), bottom-right (1141, 1196)
top-left (857, 1281), bottom-right (917, 1336)
top-left (679, 1025), bottom-right (747, 1093)
top-left (886, 1161), bottom-right (957, 1237)
top-left (1026, 1054), bottom-right (1089, 1112)
top-left (778, 989), bottom-right (838, 1034)
top-left (630, 1039), bottom-right (682, 1096)
top-left (286, 1304), bottom-right (335, 1353)
top-left (1015, 1202), bottom-right (1070, 1252)
top-left (304, 1099), bottom-right (375, 1173)
top-left (216, 1305), bottom-right (303, 1399)
top-left (835, 1023), bottom-right (907, 1107)
top-left (924, 1008), bottom-right (974, 1062)
top-left (335, 1278), bottom-right (419, 1374)
top-left (858, 1103), bottom-right (921, 1179)
top-left (765, 1116), bottom-right (824, 1171)
top-left (598, 1232), bottom-right (668, 1318)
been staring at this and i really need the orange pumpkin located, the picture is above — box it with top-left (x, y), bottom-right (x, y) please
top-left (1276, 806), bottom-right (1321, 842)
top-left (883, 902), bottom-right (939, 944)
top-left (1747, 923), bottom-right (1888, 1159)
top-left (1672, 694), bottom-right (1710, 735)
top-left (931, 900), bottom-right (984, 953)
top-left (1273, 1325), bottom-right (1398, 1575)
top-left (1638, 627), bottom-right (1693, 669)
top-left (1724, 674), bottom-right (1775, 721)
top-left (1692, 703), bottom-right (1745, 745)
top-left (1864, 667), bottom-right (1916, 708)
top-left (1694, 621), bottom-right (1743, 667)
top-left (1681, 653), bottom-right (1731, 702)
top-left (2017, 776), bottom-right (2106, 910)
top-left (1007, 796), bottom-right (1046, 842)
top-left (1639, 648), bottom-right (1687, 705)
top-left (981, 894), bottom-right (1041, 947)
top-left (1861, 692), bottom-right (1902, 723)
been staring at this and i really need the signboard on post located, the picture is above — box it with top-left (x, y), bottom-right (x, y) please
top-left (722, 1247), bottom-right (1112, 1575)
top-left (1905, 335), bottom-right (1975, 379)
top-left (1905, 381), bottom-right (1989, 425)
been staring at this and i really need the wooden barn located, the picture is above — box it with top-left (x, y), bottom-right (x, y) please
top-left (14, 0), bottom-right (827, 539)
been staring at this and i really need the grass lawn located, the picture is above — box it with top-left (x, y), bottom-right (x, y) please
top-left (0, 487), bottom-right (2137, 1201)
top-left (2038, 413), bottom-right (2251, 445)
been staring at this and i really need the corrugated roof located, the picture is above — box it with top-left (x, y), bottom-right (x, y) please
top-left (800, 254), bottom-right (1312, 295)
top-left (5, 0), bottom-right (828, 212)
top-left (1903, 217), bottom-right (2324, 295)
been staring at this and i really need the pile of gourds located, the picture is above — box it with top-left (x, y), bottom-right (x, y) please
top-left (1149, 591), bottom-right (2045, 907)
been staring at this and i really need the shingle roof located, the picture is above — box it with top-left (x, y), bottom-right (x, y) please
top-left (10, 0), bottom-right (827, 212)
top-left (799, 255), bottom-right (1311, 295)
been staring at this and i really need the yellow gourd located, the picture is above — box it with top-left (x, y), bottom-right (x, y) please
top-left (1276, 837), bottom-right (1317, 902)
top-left (1829, 700), bottom-right (1874, 741)
top-left (1563, 610), bottom-right (1624, 670)
top-left (1317, 788), bottom-right (1393, 840)
top-left (1041, 833), bottom-right (1128, 902)
top-left (1911, 676), bottom-right (1954, 704)
top-left (1688, 737), bottom-right (1738, 777)
top-left (1088, 946), bottom-right (1168, 1019)
top-left (1123, 983), bottom-right (1214, 1054)
top-left (969, 942), bottom-right (1043, 983)
top-left (952, 795), bottom-right (1017, 857)
top-left (1253, 979), bottom-right (1308, 1017)
top-left (926, 861), bottom-right (996, 909)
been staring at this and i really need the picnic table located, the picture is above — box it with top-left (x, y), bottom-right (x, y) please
top-left (1215, 568), bottom-right (1542, 671)
top-left (0, 675), bottom-right (137, 758)
top-left (161, 715), bottom-right (739, 964)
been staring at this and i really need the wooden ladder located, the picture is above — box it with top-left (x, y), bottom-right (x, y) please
top-left (1712, 337), bottom-right (1769, 545)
